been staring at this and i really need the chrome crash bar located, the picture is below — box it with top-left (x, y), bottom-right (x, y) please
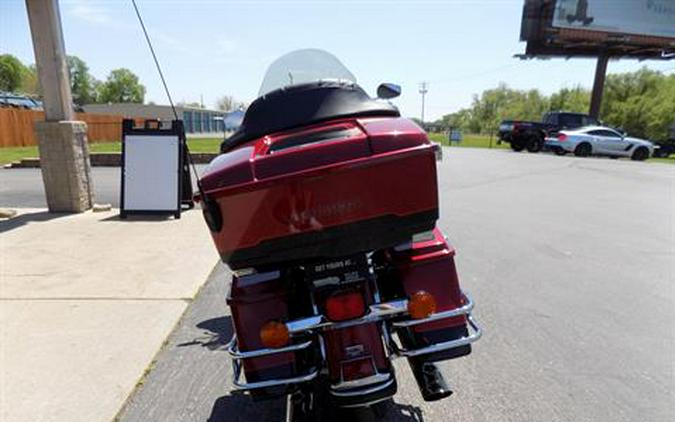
top-left (227, 292), bottom-right (481, 391)
top-left (286, 292), bottom-right (477, 334)
top-left (227, 336), bottom-right (319, 390)
top-left (393, 314), bottom-right (482, 357)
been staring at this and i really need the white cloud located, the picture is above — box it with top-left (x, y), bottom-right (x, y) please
top-left (148, 30), bottom-right (192, 55)
top-left (64, 0), bottom-right (192, 55)
top-left (65, 0), bottom-right (112, 24)
top-left (216, 37), bottom-right (238, 55)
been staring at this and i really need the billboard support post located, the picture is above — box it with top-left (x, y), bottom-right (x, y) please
top-left (589, 53), bottom-right (609, 119)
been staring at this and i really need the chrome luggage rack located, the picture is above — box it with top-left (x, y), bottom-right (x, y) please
top-left (227, 292), bottom-right (481, 391)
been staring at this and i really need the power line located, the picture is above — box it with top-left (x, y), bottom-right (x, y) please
top-left (131, 0), bottom-right (178, 121)
top-left (131, 0), bottom-right (204, 199)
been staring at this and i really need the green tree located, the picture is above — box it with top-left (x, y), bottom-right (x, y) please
top-left (463, 84), bottom-right (548, 134)
top-left (601, 68), bottom-right (673, 139)
top-left (549, 86), bottom-right (590, 113)
top-left (644, 74), bottom-right (675, 140)
top-left (432, 68), bottom-right (673, 139)
top-left (97, 68), bottom-right (145, 103)
top-left (410, 117), bottom-right (424, 127)
top-left (67, 56), bottom-right (98, 105)
top-left (0, 54), bottom-right (28, 92)
top-left (216, 95), bottom-right (247, 111)
top-left (433, 109), bottom-right (473, 132)
top-left (21, 64), bottom-right (41, 96)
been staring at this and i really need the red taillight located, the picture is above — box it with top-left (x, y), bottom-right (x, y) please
top-left (558, 133), bottom-right (567, 141)
top-left (325, 290), bottom-right (366, 322)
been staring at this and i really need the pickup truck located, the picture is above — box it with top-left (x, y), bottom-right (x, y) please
top-left (652, 124), bottom-right (675, 158)
top-left (499, 111), bottom-right (600, 152)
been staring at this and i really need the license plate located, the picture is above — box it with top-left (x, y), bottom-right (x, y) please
top-left (306, 254), bottom-right (369, 288)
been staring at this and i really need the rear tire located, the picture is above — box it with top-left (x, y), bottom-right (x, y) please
top-left (526, 134), bottom-right (543, 153)
top-left (324, 400), bottom-right (392, 422)
top-left (574, 143), bottom-right (592, 157)
top-left (511, 140), bottom-right (525, 152)
top-left (288, 384), bottom-right (326, 422)
top-left (372, 398), bottom-right (394, 419)
top-left (631, 147), bottom-right (649, 161)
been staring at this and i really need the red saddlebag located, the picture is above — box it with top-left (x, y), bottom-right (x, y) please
top-left (227, 271), bottom-right (300, 388)
top-left (390, 228), bottom-right (472, 362)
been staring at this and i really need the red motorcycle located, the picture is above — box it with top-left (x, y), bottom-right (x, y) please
top-left (197, 49), bottom-right (480, 420)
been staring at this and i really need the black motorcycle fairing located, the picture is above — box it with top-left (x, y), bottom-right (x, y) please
top-left (221, 81), bottom-right (399, 152)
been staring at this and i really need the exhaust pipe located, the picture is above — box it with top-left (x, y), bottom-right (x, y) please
top-left (409, 361), bottom-right (453, 402)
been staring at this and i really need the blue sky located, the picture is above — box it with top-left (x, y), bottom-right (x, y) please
top-left (1, 0), bottom-right (673, 120)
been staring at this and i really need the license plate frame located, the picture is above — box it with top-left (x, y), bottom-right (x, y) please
top-left (306, 254), bottom-right (369, 289)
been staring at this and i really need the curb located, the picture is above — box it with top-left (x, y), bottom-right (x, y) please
top-left (0, 208), bottom-right (18, 218)
top-left (5, 152), bottom-right (219, 168)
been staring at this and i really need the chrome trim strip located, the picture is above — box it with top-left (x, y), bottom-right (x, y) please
top-left (326, 300), bottom-right (408, 330)
top-left (286, 300), bottom-right (409, 335)
top-left (309, 294), bottom-right (328, 364)
top-left (394, 314), bottom-right (482, 358)
top-left (286, 315), bottom-right (323, 334)
top-left (232, 267), bottom-right (257, 277)
top-left (331, 373), bottom-right (392, 391)
top-left (329, 377), bottom-right (395, 397)
top-left (226, 335), bottom-right (313, 359)
top-left (339, 396), bottom-right (392, 409)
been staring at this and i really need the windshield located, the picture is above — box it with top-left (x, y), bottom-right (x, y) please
top-left (258, 49), bottom-right (357, 96)
top-left (221, 49), bottom-right (398, 152)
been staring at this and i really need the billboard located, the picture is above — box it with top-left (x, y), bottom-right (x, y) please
top-left (520, 0), bottom-right (675, 59)
top-left (552, 0), bottom-right (675, 39)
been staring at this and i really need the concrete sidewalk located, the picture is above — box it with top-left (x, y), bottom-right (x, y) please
top-left (0, 208), bottom-right (219, 422)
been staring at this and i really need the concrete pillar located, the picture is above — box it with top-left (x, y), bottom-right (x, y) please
top-left (34, 121), bottom-right (94, 211)
top-left (26, 0), bottom-right (94, 212)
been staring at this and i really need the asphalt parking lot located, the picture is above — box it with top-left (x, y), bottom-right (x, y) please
top-left (2, 148), bottom-right (673, 421)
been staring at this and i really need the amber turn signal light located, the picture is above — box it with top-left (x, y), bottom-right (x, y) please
top-left (407, 290), bottom-right (437, 319)
top-left (260, 320), bottom-right (290, 348)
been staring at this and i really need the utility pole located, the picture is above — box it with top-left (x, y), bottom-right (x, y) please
top-left (26, 0), bottom-right (94, 212)
top-left (419, 82), bottom-right (429, 124)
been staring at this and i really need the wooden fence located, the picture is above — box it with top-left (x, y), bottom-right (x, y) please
top-left (0, 108), bottom-right (143, 148)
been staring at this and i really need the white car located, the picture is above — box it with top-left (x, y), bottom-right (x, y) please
top-left (545, 126), bottom-right (656, 161)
